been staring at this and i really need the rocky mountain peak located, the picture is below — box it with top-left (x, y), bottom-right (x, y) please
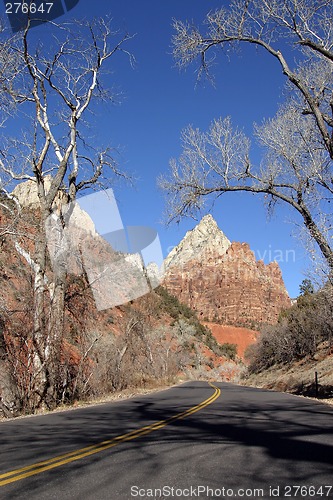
top-left (164, 214), bottom-right (231, 270)
top-left (163, 215), bottom-right (291, 327)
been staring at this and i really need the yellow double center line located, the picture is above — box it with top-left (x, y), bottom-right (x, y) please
top-left (0, 382), bottom-right (220, 487)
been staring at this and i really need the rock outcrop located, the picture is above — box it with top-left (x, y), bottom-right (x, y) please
top-left (163, 215), bottom-right (291, 327)
top-left (12, 177), bottom-right (97, 235)
top-left (164, 214), bottom-right (231, 268)
top-left (10, 179), bottom-right (161, 309)
top-left (11, 177), bottom-right (50, 209)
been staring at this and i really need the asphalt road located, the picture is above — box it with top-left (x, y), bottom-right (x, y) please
top-left (0, 381), bottom-right (333, 500)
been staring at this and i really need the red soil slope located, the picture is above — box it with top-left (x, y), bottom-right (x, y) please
top-left (204, 323), bottom-right (259, 360)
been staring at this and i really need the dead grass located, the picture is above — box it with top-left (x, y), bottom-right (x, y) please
top-left (0, 380), bottom-right (181, 422)
top-left (243, 351), bottom-right (333, 405)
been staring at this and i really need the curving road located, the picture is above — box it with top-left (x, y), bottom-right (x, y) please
top-left (0, 382), bottom-right (333, 499)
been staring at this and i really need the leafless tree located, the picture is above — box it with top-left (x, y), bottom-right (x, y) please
top-left (246, 283), bottom-right (333, 372)
top-left (161, 0), bottom-right (333, 274)
top-left (0, 18), bottom-right (134, 409)
top-left (0, 26), bottom-right (23, 240)
top-left (0, 185), bottom-right (21, 238)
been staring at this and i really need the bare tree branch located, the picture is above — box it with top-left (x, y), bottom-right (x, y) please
top-left (165, 0), bottom-right (333, 272)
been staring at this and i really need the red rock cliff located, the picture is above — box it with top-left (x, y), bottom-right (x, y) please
top-left (163, 215), bottom-right (291, 327)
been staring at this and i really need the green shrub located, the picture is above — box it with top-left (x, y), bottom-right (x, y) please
top-left (220, 343), bottom-right (237, 360)
top-left (155, 286), bottom-right (230, 357)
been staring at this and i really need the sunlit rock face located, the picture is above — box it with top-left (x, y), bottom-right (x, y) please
top-left (163, 215), bottom-right (291, 327)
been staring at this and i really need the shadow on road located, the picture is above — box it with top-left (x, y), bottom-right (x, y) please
top-left (1, 382), bottom-right (333, 499)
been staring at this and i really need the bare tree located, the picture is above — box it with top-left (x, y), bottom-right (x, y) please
top-left (0, 18), bottom-right (134, 409)
top-left (161, 0), bottom-right (333, 274)
top-left (0, 185), bottom-right (21, 238)
top-left (0, 26), bottom-right (24, 239)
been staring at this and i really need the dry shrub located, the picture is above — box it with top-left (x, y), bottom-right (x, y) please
top-left (246, 285), bottom-right (333, 373)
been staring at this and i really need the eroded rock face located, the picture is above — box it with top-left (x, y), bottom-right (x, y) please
top-left (12, 178), bottom-right (96, 234)
top-left (163, 217), bottom-right (291, 327)
top-left (164, 214), bottom-right (231, 268)
top-left (12, 176), bottom-right (53, 209)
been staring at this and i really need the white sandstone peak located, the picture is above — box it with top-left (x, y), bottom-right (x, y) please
top-left (12, 178), bottom-right (97, 236)
top-left (164, 214), bottom-right (231, 270)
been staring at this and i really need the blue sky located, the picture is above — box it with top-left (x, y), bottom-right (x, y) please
top-left (2, 0), bottom-right (312, 298)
